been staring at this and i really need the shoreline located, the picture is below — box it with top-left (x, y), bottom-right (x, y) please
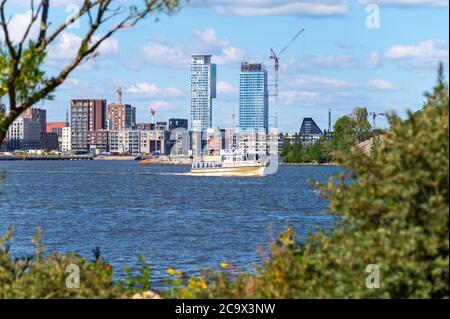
top-left (281, 162), bottom-right (339, 166)
top-left (0, 155), bottom-right (339, 166)
top-left (94, 156), bottom-right (137, 161)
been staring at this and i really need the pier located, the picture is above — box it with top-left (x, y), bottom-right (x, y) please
top-left (0, 155), bottom-right (94, 161)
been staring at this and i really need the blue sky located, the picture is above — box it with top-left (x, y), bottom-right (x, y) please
top-left (3, 0), bottom-right (449, 132)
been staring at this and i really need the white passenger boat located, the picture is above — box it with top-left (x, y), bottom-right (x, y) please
top-left (190, 150), bottom-right (268, 177)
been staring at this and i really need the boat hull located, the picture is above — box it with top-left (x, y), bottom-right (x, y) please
top-left (190, 165), bottom-right (266, 177)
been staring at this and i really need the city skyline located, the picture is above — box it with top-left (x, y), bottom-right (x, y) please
top-left (2, 0), bottom-right (448, 132)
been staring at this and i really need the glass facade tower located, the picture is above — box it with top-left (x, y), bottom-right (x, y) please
top-left (190, 55), bottom-right (216, 132)
top-left (239, 62), bottom-right (269, 133)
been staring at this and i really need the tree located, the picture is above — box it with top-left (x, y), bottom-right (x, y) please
top-left (0, 0), bottom-right (182, 141)
top-left (352, 106), bottom-right (372, 143)
top-left (280, 133), bottom-right (292, 159)
top-left (332, 107), bottom-right (372, 159)
top-left (332, 114), bottom-right (354, 156)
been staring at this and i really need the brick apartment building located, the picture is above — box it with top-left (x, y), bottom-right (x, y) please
top-left (107, 103), bottom-right (136, 130)
top-left (70, 99), bottom-right (106, 151)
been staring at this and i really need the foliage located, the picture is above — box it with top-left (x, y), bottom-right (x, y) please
top-left (0, 228), bottom-right (123, 298)
top-left (332, 106), bottom-right (372, 158)
top-left (0, 227), bottom-right (167, 298)
top-left (282, 106), bottom-right (372, 164)
top-left (282, 135), bottom-right (333, 164)
top-left (121, 255), bottom-right (152, 295)
top-left (332, 115), bottom-right (356, 156)
top-left (0, 43), bottom-right (50, 106)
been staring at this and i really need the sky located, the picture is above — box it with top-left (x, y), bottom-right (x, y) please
top-left (2, 0), bottom-right (449, 133)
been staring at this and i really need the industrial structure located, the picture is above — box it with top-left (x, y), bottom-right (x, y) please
top-left (270, 28), bottom-right (304, 128)
top-left (369, 112), bottom-right (385, 131)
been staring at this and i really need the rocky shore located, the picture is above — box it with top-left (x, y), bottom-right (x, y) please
top-left (94, 156), bottom-right (137, 161)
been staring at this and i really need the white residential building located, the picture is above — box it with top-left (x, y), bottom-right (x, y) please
top-left (190, 54), bottom-right (216, 132)
top-left (61, 126), bottom-right (71, 152)
top-left (7, 116), bottom-right (40, 150)
top-left (140, 130), bottom-right (168, 155)
top-left (109, 130), bottom-right (141, 155)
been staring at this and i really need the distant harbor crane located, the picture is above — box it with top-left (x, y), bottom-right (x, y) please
top-left (150, 107), bottom-right (156, 124)
top-left (270, 28), bottom-right (305, 129)
top-left (369, 112), bottom-right (385, 130)
top-left (116, 85), bottom-right (122, 104)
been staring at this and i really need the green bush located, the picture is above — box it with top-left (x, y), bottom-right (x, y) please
top-left (0, 228), bottom-right (125, 298)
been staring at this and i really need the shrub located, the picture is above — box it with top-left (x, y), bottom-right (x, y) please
top-left (0, 228), bottom-right (125, 298)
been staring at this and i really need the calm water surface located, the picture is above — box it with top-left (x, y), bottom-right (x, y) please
top-left (0, 161), bottom-right (340, 284)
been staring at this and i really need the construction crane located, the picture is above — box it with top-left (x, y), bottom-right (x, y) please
top-left (369, 112), bottom-right (385, 130)
top-left (270, 28), bottom-right (305, 129)
top-left (116, 84), bottom-right (122, 104)
top-left (150, 107), bottom-right (156, 124)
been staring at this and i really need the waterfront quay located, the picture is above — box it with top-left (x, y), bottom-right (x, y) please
top-left (0, 155), bottom-right (94, 161)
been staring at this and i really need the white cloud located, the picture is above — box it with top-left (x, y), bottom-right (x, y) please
top-left (383, 39), bottom-right (449, 70)
top-left (47, 32), bottom-right (119, 60)
top-left (217, 81), bottom-right (236, 95)
top-left (307, 54), bottom-right (357, 69)
top-left (47, 33), bottom-right (82, 60)
top-left (9, 0), bottom-right (82, 6)
top-left (286, 75), bottom-right (399, 92)
top-left (194, 0), bottom-right (447, 17)
top-left (0, 10), bottom-right (39, 43)
top-left (288, 76), bottom-right (358, 89)
top-left (357, 0), bottom-right (448, 7)
top-left (94, 35), bottom-right (119, 56)
top-left (280, 90), bottom-right (320, 105)
top-left (140, 28), bottom-right (247, 67)
top-left (147, 100), bottom-right (176, 110)
top-left (193, 28), bottom-right (230, 49)
top-left (214, 46), bottom-right (247, 65)
top-left (192, 28), bottom-right (247, 65)
top-left (193, 0), bottom-right (348, 17)
top-left (126, 82), bottom-right (184, 98)
top-left (278, 54), bottom-right (359, 73)
top-left (141, 42), bottom-right (190, 67)
top-left (366, 51), bottom-right (383, 69)
top-left (60, 77), bottom-right (80, 89)
top-left (367, 79), bottom-right (398, 90)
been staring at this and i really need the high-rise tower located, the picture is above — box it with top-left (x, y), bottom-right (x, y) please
top-left (190, 55), bottom-right (216, 132)
top-left (239, 62), bottom-right (269, 133)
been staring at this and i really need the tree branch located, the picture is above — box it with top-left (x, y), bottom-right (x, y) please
top-left (0, 0), bottom-right (16, 60)
top-left (36, 0), bottom-right (49, 48)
